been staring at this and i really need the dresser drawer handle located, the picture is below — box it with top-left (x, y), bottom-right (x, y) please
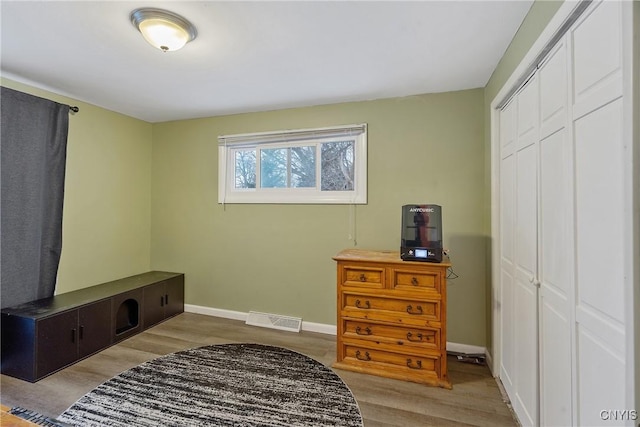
top-left (356, 326), bottom-right (372, 335)
top-left (355, 350), bottom-right (371, 361)
top-left (359, 274), bottom-right (367, 282)
top-left (406, 358), bottom-right (423, 369)
top-left (406, 304), bottom-right (423, 315)
top-left (355, 299), bottom-right (371, 309)
top-left (411, 277), bottom-right (419, 286)
top-left (406, 331), bottom-right (423, 342)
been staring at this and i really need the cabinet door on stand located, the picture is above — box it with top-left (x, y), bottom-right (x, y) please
top-left (36, 310), bottom-right (78, 380)
top-left (143, 282), bottom-right (167, 328)
top-left (78, 299), bottom-right (112, 358)
top-left (143, 276), bottom-right (184, 328)
top-left (164, 276), bottom-right (184, 319)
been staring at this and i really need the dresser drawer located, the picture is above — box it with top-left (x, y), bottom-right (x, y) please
top-left (341, 292), bottom-right (440, 325)
top-left (340, 265), bottom-right (385, 289)
top-left (339, 342), bottom-right (442, 384)
top-left (390, 267), bottom-right (441, 295)
top-left (342, 319), bottom-right (440, 350)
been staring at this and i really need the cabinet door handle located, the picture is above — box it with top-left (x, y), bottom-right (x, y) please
top-left (406, 305), bottom-right (423, 315)
top-left (406, 358), bottom-right (423, 369)
top-left (355, 299), bottom-right (371, 309)
top-left (355, 350), bottom-right (371, 361)
top-left (160, 296), bottom-right (164, 307)
top-left (406, 331), bottom-right (423, 342)
top-left (355, 326), bottom-right (372, 335)
top-left (71, 328), bottom-right (76, 343)
top-left (165, 294), bottom-right (169, 305)
top-left (359, 274), bottom-right (366, 282)
top-left (411, 277), bottom-right (419, 286)
top-left (79, 326), bottom-right (84, 340)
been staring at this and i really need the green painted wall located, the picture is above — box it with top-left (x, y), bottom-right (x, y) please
top-left (482, 1), bottom-right (564, 353)
top-left (1, 78), bottom-right (153, 293)
top-left (151, 89), bottom-right (487, 345)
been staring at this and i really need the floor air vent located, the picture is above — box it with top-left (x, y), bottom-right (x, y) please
top-left (246, 311), bottom-right (302, 333)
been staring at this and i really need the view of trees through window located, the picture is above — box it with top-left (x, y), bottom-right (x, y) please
top-left (321, 141), bottom-right (354, 191)
top-left (234, 150), bottom-right (256, 188)
top-left (234, 141), bottom-right (354, 191)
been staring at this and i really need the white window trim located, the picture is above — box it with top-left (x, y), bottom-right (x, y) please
top-left (218, 124), bottom-right (367, 204)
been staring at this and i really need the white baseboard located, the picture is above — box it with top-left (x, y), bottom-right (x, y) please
top-left (185, 304), bottom-right (247, 321)
top-left (184, 304), bottom-right (336, 335)
top-left (185, 304), bottom-right (484, 351)
top-left (447, 341), bottom-right (487, 354)
top-left (445, 341), bottom-right (487, 355)
top-left (300, 321), bottom-right (336, 335)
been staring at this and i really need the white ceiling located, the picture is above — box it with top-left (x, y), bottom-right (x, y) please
top-left (1, 1), bottom-right (533, 123)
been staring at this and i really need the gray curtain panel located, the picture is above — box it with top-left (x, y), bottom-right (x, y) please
top-left (1, 87), bottom-right (69, 309)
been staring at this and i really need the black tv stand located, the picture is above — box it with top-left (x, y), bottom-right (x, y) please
top-left (1, 271), bottom-right (184, 382)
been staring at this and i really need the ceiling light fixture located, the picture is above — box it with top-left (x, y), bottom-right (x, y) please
top-left (130, 8), bottom-right (197, 52)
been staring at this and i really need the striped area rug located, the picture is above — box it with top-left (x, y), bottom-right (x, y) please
top-left (58, 343), bottom-right (363, 427)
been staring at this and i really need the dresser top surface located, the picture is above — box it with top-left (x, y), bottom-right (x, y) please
top-left (333, 248), bottom-right (451, 267)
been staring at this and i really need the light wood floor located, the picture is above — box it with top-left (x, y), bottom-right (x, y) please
top-left (1, 313), bottom-right (516, 426)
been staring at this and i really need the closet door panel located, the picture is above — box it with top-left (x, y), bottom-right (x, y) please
top-left (513, 277), bottom-right (538, 427)
top-left (514, 78), bottom-right (538, 283)
top-left (500, 268), bottom-right (515, 396)
top-left (499, 101), bottom-right (517, 398)
top-left (540, 296), bottom-right (572, 424)
top-left (571, 1), bottom-right (623, 120)
top-left (539, 130), bottom-right (571, 295)
top-left (572, 1), bottom-right (627, 422)
top-left (539, 43), bottom-right (568, 139)
top-left (500, 99), bottom-right (516, 153)
top-left (574, 99), bottom-right (624, 322)
top-left (515, 145), bottom-right (537, 281)
top-left (512, 77), bottom-right (539, 427)
top-left (574, 98), bottom-right (626, 423)
top-left (577, 326), bottom-right (625, 426)
top-left (538, 37), bottom-right (574, 426)
top-left (500, 153), bottom-right (515, 264)
top-left (513, 143), bottom-right (538, 427)
top-left (516, 79), bottom-right (538, 148)
top-left (539, 128), bottom-right (573, 427)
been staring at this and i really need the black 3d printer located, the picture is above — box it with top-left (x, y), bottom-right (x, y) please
top-left (401, 204), bottom-right (443, 263)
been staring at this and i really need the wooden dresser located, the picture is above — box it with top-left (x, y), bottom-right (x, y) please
top-left (333, 248), bottom-right (451, 389)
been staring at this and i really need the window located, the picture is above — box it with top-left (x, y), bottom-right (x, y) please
top-left (218, 124), bottom-right (367, 204)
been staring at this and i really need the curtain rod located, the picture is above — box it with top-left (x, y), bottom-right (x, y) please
top-left (69, 105), bottom-right (79, 113)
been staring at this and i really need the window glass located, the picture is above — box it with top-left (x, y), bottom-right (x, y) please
top-left (321, 141), bottom-right (354, 191)
top-left (218, 124), bottom-right (367, 204)
top-left (290, 146), bottom-right (316, 188)
top-left (260, 148), bottom-right (287, 188)
top-left (234, 149), bottom-right (256, 189)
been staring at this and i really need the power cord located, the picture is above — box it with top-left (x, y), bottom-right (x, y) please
top-left (443, 249), bottom-right (459, 280)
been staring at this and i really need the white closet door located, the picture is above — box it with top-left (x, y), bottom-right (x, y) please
top-left (499, 76), bottom-right (540, 427)
top-left (571, 2), bottom-right (626, 425)
top-left (512, 76), bottom-right (539, 427)
top-left (499, 99), bottom-right (516, 399)
top-left (537, 39), bottom-right (574, 426)
top-left (494, 2), bottom-right (634, 426)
